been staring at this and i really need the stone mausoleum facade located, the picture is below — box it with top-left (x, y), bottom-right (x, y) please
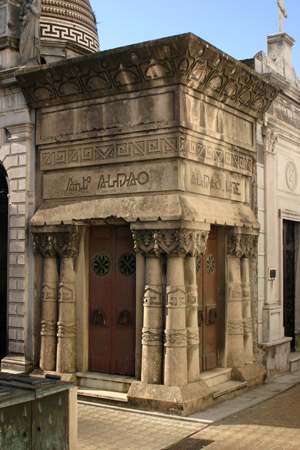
top-left (1, 0), bottom-right (300, 415)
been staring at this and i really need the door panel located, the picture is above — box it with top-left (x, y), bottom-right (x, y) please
top-left (283, 220), bottom-right (295, 350)
top-left (89, 226), bottom-right (136, 375)
top-left (197, 226), bottom-right (218, 371)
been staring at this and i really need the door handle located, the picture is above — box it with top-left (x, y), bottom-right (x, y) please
top-left (118, 311), bottom-right (132, 327)
top-left (92, 309), bottom-right (106, 325)
top-left (208, 308), bottom-right (218, 324)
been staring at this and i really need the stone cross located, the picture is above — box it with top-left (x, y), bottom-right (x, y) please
top-left (277, 0), bottom-right (288, 33)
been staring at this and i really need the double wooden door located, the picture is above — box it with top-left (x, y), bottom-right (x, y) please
top-left (89, 226), bottom-right (136, 376)
top-left (197, 226), bottom-right (218, 371)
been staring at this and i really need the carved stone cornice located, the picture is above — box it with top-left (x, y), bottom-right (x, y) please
top-left (32, 231), bottom-right (79, 258)
top-left (132, 229), bottom-right (208, 257)
top-left (263, 127), bottom-right (278, 154)
top-left (227, 232), bottom-right (258, 258)
top-left (16, 33), bottom-right (278, 117)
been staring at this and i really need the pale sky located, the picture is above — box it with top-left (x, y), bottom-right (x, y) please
top-left (91, 0), bottom-right (300, 78)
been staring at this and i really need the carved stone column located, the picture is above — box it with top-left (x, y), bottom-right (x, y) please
top-left (226, 232), bottom-right (245, 367)
top-left (133, 230), bottom-right (163, 384)
top-left (185, 231), bottom-right (208, 383)
top-left (32, 233), bottom-right (58, 371)
top-left (241, 234), bottom-right (257, 364)
top-left (164, 253), bottom-right (187, 386)
top-left (56, 232), bottom-right (79, 374)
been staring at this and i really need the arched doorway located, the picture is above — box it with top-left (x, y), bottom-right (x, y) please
top-left (0, 165), bottom-right (8, 361)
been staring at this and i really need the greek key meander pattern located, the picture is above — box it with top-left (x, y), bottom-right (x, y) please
top-left (40, 134), bottom-right (253, 175)
top-left (40, 21), bottom-right (99, 52)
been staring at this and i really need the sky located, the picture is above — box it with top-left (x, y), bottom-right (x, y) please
top-left (91, 0), bottom-right (300, 79)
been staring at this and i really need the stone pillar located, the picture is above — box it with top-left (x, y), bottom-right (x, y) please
top-left (226, 231), bottom-right (245, 368)
top-left (185, 256), bottom-right (199, 383)
top-left (164, 254), bottom-right (187, 386)
top-left (56, 232), bottom-right (79, 373)
top-left (141, 255), bottom-right (163, 384)
top-left (32, 233), bottom-right (58, 371)
top-left (241, 256), bottom-right (254, 364)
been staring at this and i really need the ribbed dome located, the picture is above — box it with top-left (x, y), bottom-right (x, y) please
top-left (40, 0), bottom-right (99, 56)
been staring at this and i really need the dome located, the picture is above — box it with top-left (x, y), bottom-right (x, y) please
top-left (40, 0), bottom-right (99, 59)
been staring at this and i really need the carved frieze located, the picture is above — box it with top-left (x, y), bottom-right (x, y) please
top-left (227, 232), bottom-right (258, 258)
top-left (164, 329), bottom-right (187, 347)
top-left (142, 327), bottom-right (163, 346)
top-left (57, 322), bottom-right (76, 338)
top-left (165, 287), bottom-right (186, 308)
top-left (40, 320), bottom-right (56, 336)
top-left (39, 133), bottom-right (253, 175)
top-left (32, 231), bottom-right (79, 258)
top-left (17, 33), bottom-right (278, 116)
top-left (132, 229), bottom-right (209, 257)
top-left (243, 318), bottom-right (253, 334)
top-left (227, 320), bottom-right (244, 335)
top-left (187, 327), bottom-right (199, 346)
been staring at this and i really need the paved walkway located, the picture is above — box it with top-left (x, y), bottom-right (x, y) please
top-left (77, 370), bottom-right (300, 450)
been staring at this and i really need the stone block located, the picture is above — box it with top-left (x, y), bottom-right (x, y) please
top-left (232, 363), bottom-right (266, 388)
top-left (127, 380), bottom-right (212, 416)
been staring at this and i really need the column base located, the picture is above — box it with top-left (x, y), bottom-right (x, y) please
top-left (0, 355), bottom-right (33, 374)
top-left (232, 362), bottom-right (266, 388)
top-left (127, 380), bottom-right (212, 416)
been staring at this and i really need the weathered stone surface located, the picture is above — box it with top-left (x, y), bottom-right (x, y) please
top-left (232, 362), bottom-right (266, 388)
top-left (127, 380), bottom-right (212, 416)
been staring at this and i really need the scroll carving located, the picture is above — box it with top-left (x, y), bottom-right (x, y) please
top-left (132, 229), bottom-right (208, 257)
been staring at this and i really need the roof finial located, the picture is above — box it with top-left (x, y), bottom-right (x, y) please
top-left (277, 0), bottom-right (288, 33)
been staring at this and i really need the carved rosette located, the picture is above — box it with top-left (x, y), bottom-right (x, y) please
top-left (32, 231), bottom-right (79, 258)
top-left (132, 229), bottom-right (208, 257)
top-left (142, 328), bottom-right (163, 346)
top-left (227, 233), bottom-right (258, 258)
top-left (143, 286), bottom-right (163, 307)
top-left (164, 329), bottom-right (187, 347)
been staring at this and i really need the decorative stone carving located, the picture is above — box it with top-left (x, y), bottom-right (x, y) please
top-left (32, 231), bottom-right (79, 258)
top-left (227, 320), bottom-right (244, 335)
top-left (243, 318), bottom-right (253, 334)
top-left (165, 287), bottom-right (186, 308)
top-left (263, 127), bottom-right (278, 154)
top-left (132, 229), bottom-right (208, 257)
top-left (143, 286), bottom-right (163, 307)
top-left (286, 160), bottom-right (298, 191)
top-left (19, 0), bottom-right (42, 66)
top-left (16, 34), bottom-right (279, 114)
top-left (187, 328), bottom-right (199, 346)
top-left (227, 232), bottom-right (258, 258)
top-left (142, 328), bottom-right (164, 346)
top-left (164, 329), bottom-right (187, 347)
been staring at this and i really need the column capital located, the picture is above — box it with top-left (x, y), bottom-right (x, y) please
top-left (262, 126), bottom-right (278, 154)
top-left (227, 229), bottom-right (258, 258)
top-left (32, 229), bottom-right (79, 258)
top-left (132, 229), bottom-right (209, 257)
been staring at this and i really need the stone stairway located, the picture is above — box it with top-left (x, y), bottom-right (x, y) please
top-left (289, 352), bottom-right (300, 372)
top-left (200, 368), bottom-right (247, 400)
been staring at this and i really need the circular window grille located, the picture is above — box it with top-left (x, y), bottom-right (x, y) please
top-left (196, 255), bottom-right (202, 277)
top-left (206, 254), bottom-right (216, 276)
top-left (92, 253), bottom-right (111, 277)
top-left (118, 253), bottom-right (136, 276)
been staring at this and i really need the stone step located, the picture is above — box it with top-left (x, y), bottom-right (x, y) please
top-left (211, 380), bottom-right (247, 399)
top-left (289, 352), bottom-right (300, 373)
top-left (77, 372), bottom-right (135, 393)
top-left (77, 387), bottom-right (128, 406)
top-left (200, 368), bottom-right (232, 388)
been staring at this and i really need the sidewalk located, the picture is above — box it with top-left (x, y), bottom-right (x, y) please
top-left (77, 369), bottom-right (300, 450)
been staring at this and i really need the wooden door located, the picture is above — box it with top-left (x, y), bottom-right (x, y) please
top-left (197, 226), bottom-right (218, 371)
top-left (0, 168), bottom-right (8, 361)
top-left (89, 226), bottom-right (136, 375)
top-left (283, 220), bottom-right (295, 350)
